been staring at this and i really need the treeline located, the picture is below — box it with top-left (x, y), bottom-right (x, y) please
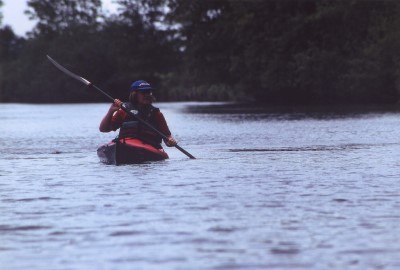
top-left (1, 0), bottom-right (400, 105)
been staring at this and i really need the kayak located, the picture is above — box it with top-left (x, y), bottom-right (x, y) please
top-left (97, 138), bottom-right (169, 165)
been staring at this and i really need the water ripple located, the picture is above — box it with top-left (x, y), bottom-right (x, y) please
top-left (0, 225), bottom-right (52, 232)
top-left (2, 103), bottom-right (400, 270)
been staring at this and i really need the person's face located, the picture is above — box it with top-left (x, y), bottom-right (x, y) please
top-left (137, 91), bottom-right (153, 105)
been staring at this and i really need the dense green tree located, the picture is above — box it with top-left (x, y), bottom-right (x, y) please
top-left (0, 0), bottom-right (3, 25)
top-left (1, 0), bottom-right (104, 102)
top-left (165, 0), bottom-right (319, 101)
top-left (1, 0), bottom-right (179, 103)
top-left (0, 26), bottom-right (26, 102)
top-left (25, 0), bottom-right (102, 36)
top-left (166, 0), bottom-right (400, 104)
top-left (1, 0), bottom-right (400, 105)
top-left (115, 0), bottom-right (169, 27)
top-left (98, 0), bottom-right (181, 100)
top-left (0, 26), bottom-right (25, 61)
top-left (165, 0), bottom-right (234, 100)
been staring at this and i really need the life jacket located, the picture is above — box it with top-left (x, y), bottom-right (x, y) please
top-left (118, 103), bottom-right (163, 148)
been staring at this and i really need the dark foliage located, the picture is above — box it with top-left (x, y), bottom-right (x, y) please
top-left (1, 0), bottom-right (400, 105)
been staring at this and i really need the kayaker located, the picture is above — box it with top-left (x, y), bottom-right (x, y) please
top-left (99, 80), bottom-right (177, 148)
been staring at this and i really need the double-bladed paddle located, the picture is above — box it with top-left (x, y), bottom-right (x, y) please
top-left (46, 55), bottom-right (196, 159)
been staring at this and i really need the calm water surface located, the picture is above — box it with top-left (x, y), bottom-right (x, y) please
top-left (1, 102), bottom-right (400, 270)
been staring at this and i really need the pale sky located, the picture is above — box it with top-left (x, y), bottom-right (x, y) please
top-left (1, 0), bottom-right (118, 36)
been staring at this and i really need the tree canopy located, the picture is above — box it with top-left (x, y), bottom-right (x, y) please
top-left (25, 0), bottom-right (102, 36)
top-left (1, 0), bottom-right (400, 105)
top-left (0, 0), bottom-right (3, 26)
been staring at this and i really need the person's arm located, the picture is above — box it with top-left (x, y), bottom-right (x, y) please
top-left (99, 99), bottom-right (123, 132)
top-left (154, 111), bottom-right (177, 147)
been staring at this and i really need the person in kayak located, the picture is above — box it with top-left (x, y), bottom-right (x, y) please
top-left (99, 80), bottom-right (177, 148)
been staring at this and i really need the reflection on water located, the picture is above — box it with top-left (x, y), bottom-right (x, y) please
top-left (1, 102), bottom-right (400, 270)
top-left (186, 102), bottom-right (400, 120)
top-left (229, 143), bottom-right (398, 152)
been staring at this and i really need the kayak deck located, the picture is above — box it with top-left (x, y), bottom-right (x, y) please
top-left (97, 138), bottom-right (169, 165)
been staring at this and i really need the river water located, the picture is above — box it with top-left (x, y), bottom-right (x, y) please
top-left (1, 102), bottom-right (400, 270)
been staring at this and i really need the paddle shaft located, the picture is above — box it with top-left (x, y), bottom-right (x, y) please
top-left (47, 55), bottom-right (196, 159)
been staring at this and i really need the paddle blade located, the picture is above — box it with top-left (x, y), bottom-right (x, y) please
top-left (46, 55), bottom-right (91, 86)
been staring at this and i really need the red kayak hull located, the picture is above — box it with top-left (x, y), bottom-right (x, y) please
top-left (97, 138), bottom-right (169, 165)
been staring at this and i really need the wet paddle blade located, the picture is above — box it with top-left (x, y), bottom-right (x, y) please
top-left (46, 55), bottom-right (91, 86)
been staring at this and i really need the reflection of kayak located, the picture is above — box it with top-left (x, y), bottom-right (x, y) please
top-left (97, 138), bottom-right (169, 165)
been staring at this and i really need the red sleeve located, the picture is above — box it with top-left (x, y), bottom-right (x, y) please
top-left (154, 111), bottom-right (171, 136)
top-left (111, 110), bottom-right (128, 131)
